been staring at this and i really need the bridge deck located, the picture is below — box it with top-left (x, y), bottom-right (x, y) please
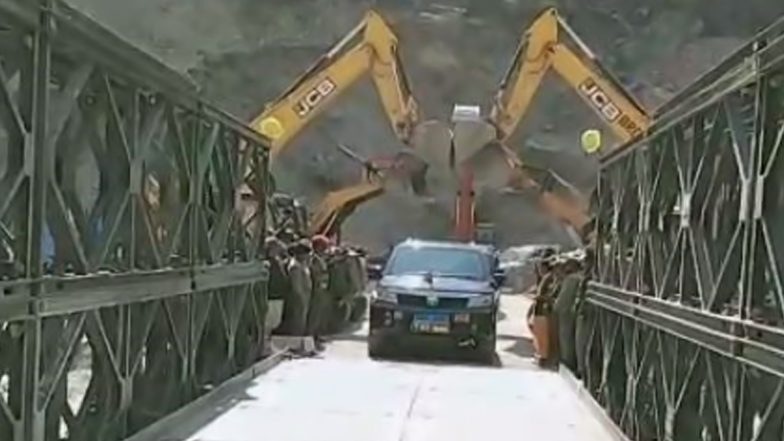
top-left (145, 295), bottom-right (623, 441)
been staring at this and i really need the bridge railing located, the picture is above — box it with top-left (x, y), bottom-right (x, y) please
top-left (0, 1), bottom-right (271, 440)
top-left (578, 16), bottom-right (784, 441)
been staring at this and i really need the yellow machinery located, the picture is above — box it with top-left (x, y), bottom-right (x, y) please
top-left (483, 7), bottom-right (655, 361)
top-left (249, 10), bottom-right (429, 238)
top-left (253, 7), bottom-right (654, 243)
top-left (308, 182), bottom-right (384, 238)
top-left (308, 144), bottom-right (427, 237)
top-left (252, 11), bottom-right (420, 159)
top-left (454, 7), bottom-right (654, 242)
top-left (489, 7), bottom-right (651, 147)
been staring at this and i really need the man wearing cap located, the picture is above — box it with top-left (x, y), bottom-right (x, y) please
top-left (307, 235), bottom-right (331, 348)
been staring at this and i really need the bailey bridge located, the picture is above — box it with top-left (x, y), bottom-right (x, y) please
top-left (1, 1), bottom-right (784, 440)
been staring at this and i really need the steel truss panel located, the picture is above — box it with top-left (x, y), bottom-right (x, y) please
top-left (0, 1), bottom-right (272, 441)
top-left (602, 19), bottom-right (784, 165)
top-left (581, 10), bottom-right (784, 441)
top-left (588, 283), bottom-right (784, 378)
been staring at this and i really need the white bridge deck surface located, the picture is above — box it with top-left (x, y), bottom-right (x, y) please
top-left (156, 294), bottom-right (622, 441)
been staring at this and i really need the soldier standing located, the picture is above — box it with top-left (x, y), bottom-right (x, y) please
top-left (307, 235), bottom-right (331, 349)
top-left (527, 255), bottom-right (561, 365)
top-left (280, 239), bottom-right (313, 336)
top-left (266, 237), bottom-right (290, 336)
top-left (265, 237), bottom-right (289, 299)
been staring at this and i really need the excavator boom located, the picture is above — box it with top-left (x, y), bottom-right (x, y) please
top-left (252, 11), bottom-right (420, 160)
top-left (491, 7), bottom-right (651, 147)
top-left (309, 181), bottom-right (385, 237)
top-left (309, 144), bottom-right (429, 237)
top-left (249, 10), bottom-right (429, 240)
top-left (454, 7), bottom-right (653, 243)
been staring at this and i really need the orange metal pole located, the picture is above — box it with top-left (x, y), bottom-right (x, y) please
top-left (454, 164), bottom-right (475, 242)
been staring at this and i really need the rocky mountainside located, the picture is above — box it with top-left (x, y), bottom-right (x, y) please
top-left (69, 0), bottom-right (784, 251)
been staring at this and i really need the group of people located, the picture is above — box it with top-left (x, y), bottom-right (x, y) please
top-left (265, 230), bottom-right (333, 349)
top-left (527, 248), bottom-right (593, 366)
top-left (265, 228), bottom-right (368, 351)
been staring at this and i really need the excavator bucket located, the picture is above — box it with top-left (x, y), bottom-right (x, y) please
top-left (410, 104), bottom-right (513, 192)
top-left (409, 112), bottom-right (498, 172)
top-left (409, 119), bottom-right (453, 170)
top-left (386, 151), bottom-right (430, 196)
top-left (462, 141), bottom-right (519, 191)
top-left (450, 105), bottom-right (497, 167)
top-left (334, 141), bottom-right (430, 197)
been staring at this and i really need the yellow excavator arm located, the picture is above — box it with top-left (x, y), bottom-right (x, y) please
top-left (483, 7), bottom-right (653, 242)
top-left (308, 146), bottom-right (429, 237)
top-left (252, 10), bottom-right (420, 160)
top-left (506, 153), bottom-right (593, 239)
top-left (308, 181), bottom-right (384, 237)
top-left (490, 7), bottom-right (651, 148)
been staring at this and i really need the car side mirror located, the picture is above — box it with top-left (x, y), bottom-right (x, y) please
top-left (367, 264), bottom-right (383, 281)
top-left (493, 270), bottom-right (506, 288)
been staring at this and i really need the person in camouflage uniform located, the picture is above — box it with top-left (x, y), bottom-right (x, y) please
top-left (325, 246), bottom-right (352, 332)
top-left (527, 253), bottom-right (575, 365)
top-left (306, 235), bottom-right (331, 348)
top-left (278, 239), bottom-right (312, 336)
top-left (552, 253), bottom-right (585, 370)
top-left (265, 236), bottom-right (290, 338)
top-left (265, 236), bottom-right (289, 302)
top-left (527, 256), bottom-right (555, 364)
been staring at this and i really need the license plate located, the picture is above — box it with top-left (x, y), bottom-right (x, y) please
top-left (411, 313), bottom-right (450, 334)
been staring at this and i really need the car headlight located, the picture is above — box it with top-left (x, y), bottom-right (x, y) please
top-left (467, 294), bottom-right (494, 308)
top-left (372, 287), bottom-right (398, 304)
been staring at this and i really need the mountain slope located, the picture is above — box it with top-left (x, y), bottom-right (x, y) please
top-left (69, 0), bottom-right (784, 250)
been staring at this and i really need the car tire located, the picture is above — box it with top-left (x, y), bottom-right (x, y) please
top-left (477, 315), bottom-right (498, 364)
top-left (367, 333), bottom-right (387, 359)
top-left (368, 343), bottom-right (382, 359)
top-left (350, 295), bottom-right (368, 322)
top-left (476, 336), bottom-right (497, 364)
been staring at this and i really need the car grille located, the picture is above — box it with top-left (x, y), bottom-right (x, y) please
top-left (396, 293), bottom-right (468, 309)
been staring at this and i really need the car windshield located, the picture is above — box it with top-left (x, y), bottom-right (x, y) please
top-left (385, 246), bottom-right (489, 280)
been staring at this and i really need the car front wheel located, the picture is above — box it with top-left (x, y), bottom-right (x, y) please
top-left (475, 335), bottom-right (496, 364)
top-left (367, 332), bottom-right (387, 359)
top-left (477, 314), bottom-right (498, 364)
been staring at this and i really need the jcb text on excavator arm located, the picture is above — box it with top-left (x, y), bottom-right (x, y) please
top-left (252, 10), bottom-right (420, 159)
